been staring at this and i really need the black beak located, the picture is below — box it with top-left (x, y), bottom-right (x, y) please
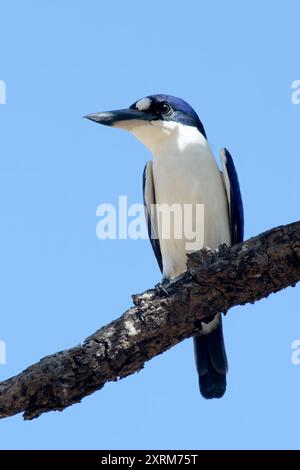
top-left (84, 108), bottom-right (155, 126)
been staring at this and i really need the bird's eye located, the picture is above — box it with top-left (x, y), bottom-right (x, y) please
top-left (159, 102), bottom-right (172, 116)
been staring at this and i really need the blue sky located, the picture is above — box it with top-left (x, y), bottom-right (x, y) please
top-left (0, 0), bottom-right (299, 450)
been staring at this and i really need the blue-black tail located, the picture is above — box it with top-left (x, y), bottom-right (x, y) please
top-left (194, 318), bottom-right (228, 399)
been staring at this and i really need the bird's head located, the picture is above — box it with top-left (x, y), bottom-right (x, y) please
top-left (85, 94), bottom-right (206, 154)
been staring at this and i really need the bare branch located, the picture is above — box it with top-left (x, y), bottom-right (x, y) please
top-left (1, 222), bottom-right (300, 420)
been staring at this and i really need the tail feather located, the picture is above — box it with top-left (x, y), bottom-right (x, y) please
top-left (194, 318), bottom-right (228, 399)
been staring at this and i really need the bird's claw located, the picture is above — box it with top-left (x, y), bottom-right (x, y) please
top-left (155, 280), bottom-right (171, 296)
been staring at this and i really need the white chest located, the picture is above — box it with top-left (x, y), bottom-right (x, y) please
top-left (152, 133), bottom-right (230, 279)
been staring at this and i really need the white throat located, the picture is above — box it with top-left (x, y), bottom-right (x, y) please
top-left (129, 120), bottom-right (207, 156)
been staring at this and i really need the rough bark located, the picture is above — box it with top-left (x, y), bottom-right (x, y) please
top-left (0, 222), bottom-right (300, 420)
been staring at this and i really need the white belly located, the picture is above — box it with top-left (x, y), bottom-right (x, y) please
top-left (152, 140), bottom-right (231, 280)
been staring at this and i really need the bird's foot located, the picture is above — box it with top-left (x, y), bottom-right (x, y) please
top-left (155, 279), bottom-right (171, 296)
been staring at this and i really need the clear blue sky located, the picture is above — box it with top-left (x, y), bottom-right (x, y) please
top-left (0, 0), bottom-right (299, 450)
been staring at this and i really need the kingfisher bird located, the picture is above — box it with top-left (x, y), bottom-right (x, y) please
top-left (85, 94), bottom-right (244, 399)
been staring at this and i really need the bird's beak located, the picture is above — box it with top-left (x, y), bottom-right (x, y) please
top-left (84, 108), bottom-right (155, 130)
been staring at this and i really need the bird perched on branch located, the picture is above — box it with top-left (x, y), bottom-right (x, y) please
top-left (85, 94), bottom-right (244, 399)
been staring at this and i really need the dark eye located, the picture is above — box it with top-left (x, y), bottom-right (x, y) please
top-left (159, 102), bottom-right (172, 116)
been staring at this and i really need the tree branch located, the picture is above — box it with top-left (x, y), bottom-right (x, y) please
top-left (1, 222), bottom-right (300, 420)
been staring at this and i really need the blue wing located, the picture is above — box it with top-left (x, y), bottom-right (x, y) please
top-left (194, 148), bottom-right (244, 399)
top-left (143, 161), bottom-right (163, 272)
top-left (220, 148), bottom-right (244, 244)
